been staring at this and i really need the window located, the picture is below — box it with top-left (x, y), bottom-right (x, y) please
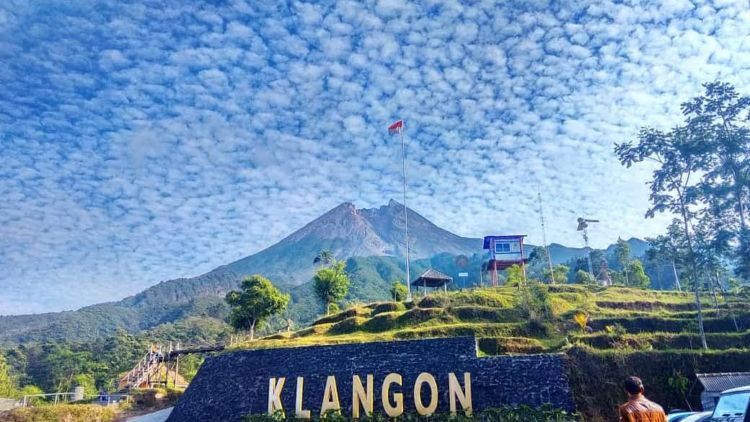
top-left (494, 242), bottom-right (511, 254)
top-left (713, 392), bottom-right (750, 419)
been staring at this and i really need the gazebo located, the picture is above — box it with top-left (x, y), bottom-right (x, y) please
top-left (411, 269), bottom-right (453, 294)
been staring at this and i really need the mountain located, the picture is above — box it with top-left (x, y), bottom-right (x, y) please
top-left (223, 200), bottom-right (481, 286)
top-left (0, 201), bottom-right (653, 345)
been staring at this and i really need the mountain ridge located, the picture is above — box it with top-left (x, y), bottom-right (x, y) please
top-left (0, 201), bottom-right (651, 344)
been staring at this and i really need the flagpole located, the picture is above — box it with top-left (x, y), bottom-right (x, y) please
top-left (399, 125), bottom-right (412, 301)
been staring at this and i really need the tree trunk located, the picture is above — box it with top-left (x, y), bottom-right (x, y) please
top-left (714, 273), bottom-right (740, 332)
top-left (710, 280), bottom-right (721, 317)
top-left (678, 198), bottom-right (708, 349)
top-left (671, 261), bottom-right (682, 291)
top-left (249, 320), bottom-right (256, 341)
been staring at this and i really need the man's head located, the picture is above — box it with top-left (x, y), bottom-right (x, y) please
top-left (624, 376), bottom-right (645, 395)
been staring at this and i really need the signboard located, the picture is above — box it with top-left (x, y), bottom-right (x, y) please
top-left (458, 272), bottom-right (469, 277)
top-left (168, 337), bottom-right (574, 421)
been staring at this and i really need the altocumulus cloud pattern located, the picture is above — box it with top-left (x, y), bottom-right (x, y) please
top-left (0, 0), bottom-right (749, 314)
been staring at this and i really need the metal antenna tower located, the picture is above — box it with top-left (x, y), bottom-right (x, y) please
top-left (537, 191), bottom-right (555, 282)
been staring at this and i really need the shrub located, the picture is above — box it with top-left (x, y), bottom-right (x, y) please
top-left (369, 302), bottom-right (406, 316)
top-left (516, 283), bottom-right (555, 322)
top-left (0, 404), bottom-right (117, 422)
top-left (478, 337), bottom-right (546, 354)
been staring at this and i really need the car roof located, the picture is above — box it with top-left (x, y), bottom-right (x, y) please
top-left (722, 385), bottom-right (750, 394)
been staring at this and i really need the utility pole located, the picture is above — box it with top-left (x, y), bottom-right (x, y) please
top-left (538, 191), bottom-right (555, 282)
top-left (398, 124), bottom-right (411, 300)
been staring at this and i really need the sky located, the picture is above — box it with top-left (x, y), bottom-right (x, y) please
top-left (1, 0), bottom-right (749, 315)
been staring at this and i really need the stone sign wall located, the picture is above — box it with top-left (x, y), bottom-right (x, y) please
top-left (168, 337), bottom-right (574, 421)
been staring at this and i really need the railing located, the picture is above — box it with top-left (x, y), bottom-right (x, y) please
top-left (19, 393), bottom-right (131, 408)
top-left (20, 393), bottom-right (75, 407)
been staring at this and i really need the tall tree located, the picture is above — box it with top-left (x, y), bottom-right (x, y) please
top-left (313, 260), bottom-right (351, 315)
top-left (646, 221), bottom-right (689, 291)
top-left (614, 238), bottom-right (632, 285)
top-left (390, 280), bottom-right (407, 302)
top-left (616, 124), bottom-right (711, 349)
top-left (682, 83), bottom-right (750, 275)
top-left (225, 275), bottom-right (290, 340)
top-left (543, 264), bottom-right (569, 284)
top-left (627, 260), bottom-right (651, 288)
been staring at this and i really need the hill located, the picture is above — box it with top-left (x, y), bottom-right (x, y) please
top-left (0, 201), bottom-right (654, 345)
top-left (244, 285), bottom-right (750, 422)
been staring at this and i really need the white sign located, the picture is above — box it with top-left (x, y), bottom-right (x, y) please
top-left (458, 272), bottom-right (469, 277)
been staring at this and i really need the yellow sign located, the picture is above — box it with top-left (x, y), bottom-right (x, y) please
top-left (268, 372), bottom-right (472, 418)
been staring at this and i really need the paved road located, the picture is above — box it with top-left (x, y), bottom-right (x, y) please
top-left (126, 407), bottom-right (173, 422)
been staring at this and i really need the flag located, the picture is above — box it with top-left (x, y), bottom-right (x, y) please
top-left (388, 119), bottom-right (403, 135)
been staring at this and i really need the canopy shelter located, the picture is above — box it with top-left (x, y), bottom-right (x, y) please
top-left (411, 269), bottom-right (453, 293)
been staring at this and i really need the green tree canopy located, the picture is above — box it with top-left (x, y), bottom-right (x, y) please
top-left (505, 264), bottom-right (526, 287)
top-left (574, 270), bottom-right (597, 285)
top-left (543, 264), bottom-right (569, 284)
top-left (627, 260), bottom-right (651, 288)
top-left (614, 237), bottom-right (632, 285)
top-left (225, 275), bottom-right (290, 340)
top-left (313, 260), bottom-right (351, 315)
top-left (0, 354), bottom-right (15, 398)
top-left (390, 280), bottom-right (408, 302)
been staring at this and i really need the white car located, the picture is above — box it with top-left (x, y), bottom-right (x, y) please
top-left (709, 385), bottom-right (750, 422)
top-left (682, 412), bottom-right (712, 422)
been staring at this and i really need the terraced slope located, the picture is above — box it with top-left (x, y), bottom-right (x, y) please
top-left (239, 285), bottom-right (749, 354)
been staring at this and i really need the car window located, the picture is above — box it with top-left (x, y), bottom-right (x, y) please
top-left (712, 392), bottom-right (750, 418)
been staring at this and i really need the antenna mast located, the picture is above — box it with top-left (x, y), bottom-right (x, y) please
top-left (537, 191), bottom-right (555, 282)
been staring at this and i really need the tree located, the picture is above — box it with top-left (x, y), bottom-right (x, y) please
top-left (526, 246), bottom-right (551, 281)
top-left (543, 264), bottom-right (569, 284)
top-left (616, 122), bottom-right (711, 349)
top-left (627, 260), bottom-right (651, 288)
top-left (225, 275), bottom-right (290, 340)
top-left (0, 355), bottom-right (15, 398)
top-left (390, 281), bottom-right (407, 302)
top-left (646, 221), bottom-right (689, 291)
top-left (505, 264), bottom-right (526, 287)
top-left (682, 82), bottom-right (750, 280)
top-left (574, 270), bottom-right (597, 285)
top-left (614, 237), bottom-right (632, 285)
top-left (313, 250), bottom-right (334, 266)
top-left (313, 260), bottom-right (350, 315)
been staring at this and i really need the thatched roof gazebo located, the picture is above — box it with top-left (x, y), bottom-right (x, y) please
top-left (411, 269), bottom-right (453, 293)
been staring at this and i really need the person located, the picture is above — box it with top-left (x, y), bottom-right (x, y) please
top-left (618, 376), bottom-right (667, 422)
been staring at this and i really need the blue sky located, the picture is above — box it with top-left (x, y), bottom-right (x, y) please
top-left (1, 0), bottom-right (749, 314)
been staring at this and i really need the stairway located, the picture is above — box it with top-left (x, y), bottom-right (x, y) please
top-left (119, 349), bottom-right (164, 391)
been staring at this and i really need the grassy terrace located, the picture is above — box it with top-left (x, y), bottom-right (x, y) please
top-left (229, 285), bottom-right (748, 421)
top-left (234, 285), bottom-right (749, 354)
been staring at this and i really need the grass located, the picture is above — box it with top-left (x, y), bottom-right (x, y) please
top-left (223, 285), bottom-right (749, 422)
top-left (0, 404), bottom-right (117, 422)
top-left (230, 285), bottom-right (747, 355)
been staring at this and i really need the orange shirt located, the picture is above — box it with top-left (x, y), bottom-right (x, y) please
top-left (619, 394), bottom-right (668, 422)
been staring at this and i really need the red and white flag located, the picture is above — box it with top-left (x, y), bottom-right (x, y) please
top-left (388, 119), bottom-right (403, 135)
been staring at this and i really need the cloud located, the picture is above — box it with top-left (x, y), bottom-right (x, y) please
top-left (1, 0), bottom-right (749, 314)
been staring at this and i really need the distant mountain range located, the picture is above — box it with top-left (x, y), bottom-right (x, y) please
top-left (0, 200), bottom-right (651, 345)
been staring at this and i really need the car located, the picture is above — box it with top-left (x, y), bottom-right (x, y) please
top-left (709, 385), bottom-right (750, 422)
top-left (683, 412), bottom-right (713, 422)
top-left (669, 410), bottom-right (713, 421)
top-left (670, 412), bottom-right (702, 422)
